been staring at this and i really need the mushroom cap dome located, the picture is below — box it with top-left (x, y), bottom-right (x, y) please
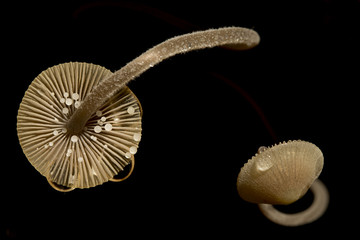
top-left (17, 62), bottom-right (142, 189)
top-left (237, 140), bottom-right (323, 205)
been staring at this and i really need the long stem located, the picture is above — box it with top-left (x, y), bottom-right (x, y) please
top-left (66, 27), bottom-right (260, 134)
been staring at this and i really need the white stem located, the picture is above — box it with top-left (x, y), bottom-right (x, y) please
top-left (66, 27), bottom-right (260, 134)
top-left (258, 179), bottom-right (329, 227)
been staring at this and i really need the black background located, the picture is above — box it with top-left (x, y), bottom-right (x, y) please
top-left (2, 0), bottom-right (359, 238)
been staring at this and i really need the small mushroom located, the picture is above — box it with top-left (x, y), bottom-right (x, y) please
top-left (237, 140), bottom-right (329, 226)
top-left (17, 27), bottom-right (260, 191)
top-left (17, 62), bottom-right (142, 191)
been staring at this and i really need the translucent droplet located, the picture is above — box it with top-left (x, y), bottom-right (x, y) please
top-left (65, 98), bottom-right (73, 106)
top-left (125, 152), bottom-right (131, 159)
top-left (94, 126), bottom-right (102, 133)
top-left (104, 123), bottom-right (112, 131)
top-left (62, 108), bottom-right (69, 114)
top-left (71, 135), bottom-right (79, 143)
top-left (256, 158), bottom-right (273, 172)
top-left (96, 110), bottom-right (102, 117)
top-left (258, 146), bottom-right (267, 154)
top-left (74, 101), bottom-right (81, 108)
top-left (129, 146), bottom-right (137, 154)
top-left (53, 130), bottom-right (59, 136)
top-left (72, 93), bottom-right (79, 100)
top-left (133, 133), bottom-right (141, 142)
top-left (127, 106), bottom-right (135, 115)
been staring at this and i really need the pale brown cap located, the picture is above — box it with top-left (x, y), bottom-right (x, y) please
top-left (237, 140), bottom-right (324, 205)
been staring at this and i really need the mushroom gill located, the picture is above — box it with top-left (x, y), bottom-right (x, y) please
top-left (17, 62), bottom-right (142, 191)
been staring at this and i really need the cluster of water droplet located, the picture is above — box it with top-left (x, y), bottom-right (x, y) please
top-left (59, 92), bottom-right (81, 114)
top-left (44, 91), bottom-right (142, 166)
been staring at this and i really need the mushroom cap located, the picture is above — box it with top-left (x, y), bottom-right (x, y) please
top-left (237, 140), bottom-right (324, 205)
top-left (17, 62), bottom-right (142, 189)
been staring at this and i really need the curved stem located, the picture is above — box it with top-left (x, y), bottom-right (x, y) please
top-left (47, 178), bottom-right (75, 192)
top-left (66, 27), bottom-right (260, 134)
top-left (109, 156), bottom-right (135, 182)
top-left (258, 179), bottom-right (329, 227)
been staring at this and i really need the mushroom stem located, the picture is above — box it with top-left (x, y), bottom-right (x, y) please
top-left (66, 27), bottom-right (260, 134)
top-left (258, 179), bottom-right (329, 227)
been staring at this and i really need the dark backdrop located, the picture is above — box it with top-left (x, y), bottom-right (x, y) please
top-left (2, 0), bottom-right (358, 238)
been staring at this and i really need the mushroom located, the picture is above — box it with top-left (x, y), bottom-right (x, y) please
top-left (17, 62), bottom-right (142, 191)
top-left (17, 27), bottom-right (260, 191)
top-left (237, 140), bottom-right (329, 226)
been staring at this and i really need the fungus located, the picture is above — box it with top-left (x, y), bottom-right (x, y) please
top-left (237, 140), bottom-right (329, 226)
top-left (17, 62), bottom-right (142, 191)
top-left (65, 27), bottom-right (260, 135)
top-left (17, 27), bottom-right (260, 191)
top-left (17, 26), bottom-right (329, 226)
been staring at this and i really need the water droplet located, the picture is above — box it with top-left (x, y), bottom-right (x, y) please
top-left (74, 101), bottom-right (81, 108)
top-left (125, 152), bottom-right (131, 159)
top-left (94, 126), bottom-right (102, 133)
top-left (127, 106), bottom-right (135, 115)
top-left (256, 158), bottom-right (273, 172)
top-left (104, 123), bottom-right (112, 131)
top-left (65, 98), bottom-right (73, 106)
top-left (71, 135), bottom-right (79, 143)
top-left (64, 92), bottom-right (69, 98)
top-left (133, 133), bottom-right (141, 141)
top-left (129, 146), bottom-right (137, 154)
top-left (62, 108), bottom-right (69, 114)
top-left (72, 93), bottom-right (79, 100)
top-left (78, 157), bottom-right (83, 163)
top-left (53, 130), bottom-right (59, 136)
top-left (258, 146), bottom-right (267, 154)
